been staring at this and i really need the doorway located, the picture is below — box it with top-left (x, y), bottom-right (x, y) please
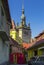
top-left (34, 50), bottom-right (37, 56)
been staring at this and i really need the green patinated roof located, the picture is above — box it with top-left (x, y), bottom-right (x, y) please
top-left (16, 25), bottom-right (30, 30)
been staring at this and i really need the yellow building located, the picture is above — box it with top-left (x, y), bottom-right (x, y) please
top-left (10, 29), bottom-right (18, 41)
top-left (10, 20), bottom-right (23, 45)
top-left (27, 31), bottom-right (44, 60)
top-left (10, 20), bottom-right (18, 41)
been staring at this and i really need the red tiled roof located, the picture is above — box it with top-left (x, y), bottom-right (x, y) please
top-left (22, 42), bottom-right (34, 49)
top-left (27, 39), bottom-right (44, 50)
top-left (34, 39), bottom-right (44, 46)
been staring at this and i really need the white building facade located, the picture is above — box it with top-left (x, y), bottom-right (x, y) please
top-left (0, 0), bottom-right (11, 64)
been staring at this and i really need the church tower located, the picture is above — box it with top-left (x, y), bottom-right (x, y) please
top-left (18, 5), bottom-right (31, 43)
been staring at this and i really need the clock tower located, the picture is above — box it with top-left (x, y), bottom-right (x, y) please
top-left (17, 5), bottom-right (31, 43)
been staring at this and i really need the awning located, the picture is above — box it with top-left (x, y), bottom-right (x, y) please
top-left (0, 31), bottom-right (9, 41)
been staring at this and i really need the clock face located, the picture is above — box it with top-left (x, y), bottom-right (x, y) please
top-left (23, 30), bottom-right (28, 35)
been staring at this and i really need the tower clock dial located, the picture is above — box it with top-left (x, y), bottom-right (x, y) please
top-left (23, 30), bottom-right (29, 35)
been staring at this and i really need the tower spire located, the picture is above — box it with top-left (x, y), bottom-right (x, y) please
top-left (22, 4), bottom-right (24, 14)
top-left (21, 3), bottom-right (26, 27)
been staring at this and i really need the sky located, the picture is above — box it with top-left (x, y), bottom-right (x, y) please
top-left (8, 0), bottom-right (44, 38)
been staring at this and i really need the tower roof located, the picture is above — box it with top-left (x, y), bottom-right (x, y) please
top-left (22, 4), bottom-right (24, 14)
top-left (20, 5), bottom-right (26, 27)
top-left (11, 20), bottom-right (16, 29)
top-left (21, 5), bottom-right (25, 20)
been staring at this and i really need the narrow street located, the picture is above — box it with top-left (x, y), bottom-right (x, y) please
top-left (9, 64), bottom-right (28, 65)
top-left (0, 0), bottom-right (44, 65)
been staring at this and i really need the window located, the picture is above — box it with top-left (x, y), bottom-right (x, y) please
top-left (1, 7), bottom-right (4, 16)
top-left (9, 45), bottom-right (12, 54)
top-left (34, 50), bottom-right (37, 56)
top-left (0, 7), bottom-right (4, 27)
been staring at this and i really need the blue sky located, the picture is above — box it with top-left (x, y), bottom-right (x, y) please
top-left (8, 0), bottom-right (44, 38)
